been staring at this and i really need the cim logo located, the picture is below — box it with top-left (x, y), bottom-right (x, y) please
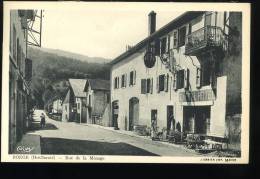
top-left (16, 145), bottom-right (34, 153)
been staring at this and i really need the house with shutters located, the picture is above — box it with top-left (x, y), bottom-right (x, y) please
top-left (62, 79), bottom-right (87, 123)
top-left (109, 11), bottom-right (242, 149)
top-left (83, 79), bottom-right (110, 126)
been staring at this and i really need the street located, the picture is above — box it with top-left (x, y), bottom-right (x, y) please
top-left (28, 110), bottom-right (200, 156)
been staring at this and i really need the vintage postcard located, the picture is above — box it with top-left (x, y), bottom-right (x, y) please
top-left (1, 1), bottom-right (250, 163)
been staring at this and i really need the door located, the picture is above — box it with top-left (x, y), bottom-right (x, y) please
top-left (112, 100), bottom-right (119, 129)
top-left (129, 97), bottom-right (139, 131)
top-left (151, 109), bottom-right (158, 132)
top-left (167, 105), bottom-right (174, 134)
top-left (81, 106), bottom-right (87, 123)
top-left (195, 106), bottom-right (210, 134)
top-left (16, 93), bottom-right (22, 142)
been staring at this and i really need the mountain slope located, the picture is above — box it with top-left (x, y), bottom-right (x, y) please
top-left (27, 47), bottom-right (111, 108)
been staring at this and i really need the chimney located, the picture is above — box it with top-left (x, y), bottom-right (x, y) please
top-left (148, 11), bottom-right (156, 35)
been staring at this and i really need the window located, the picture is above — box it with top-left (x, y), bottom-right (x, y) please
top-left (114, 77), bottom-right (120, 89)
top-left (174, 69), bottom-right (189, 90)
top-left (65, 105), bottom-right (67, 112)
top-left (77, 103), bottom-right (80, 110)
top-left (177, 70), bottom-right (185, 89)
top-left (159, 75), bottom-right (165, 91)
top-left (121, 74), bottom-right (127, 88)
top-left (141, 79), bottom-right (147, 94)
top-left (141, 78), bottom-right (153, 94)
top-left (178, 26), bottom-right (186, 47)
top-left (129, 70), bottom-right (136, 86)
top-left (160, 37), bottom-right (167, 55)
top-left (173, 30), bottom-right (178, 48)
top-left (156, 74), bottom-right (168, 93)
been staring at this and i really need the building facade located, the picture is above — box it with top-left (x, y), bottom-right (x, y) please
top-left (62, 79), bottom-right (87, 123)
top-left (83, 79), bottom-right (110, 126)
top-left (9, 10), bottom-right (34, 153)
top-left (110, 11), bottom-right (242, 148)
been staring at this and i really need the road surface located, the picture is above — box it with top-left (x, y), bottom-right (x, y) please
top-left (28, 110), bottom-right (200, 156)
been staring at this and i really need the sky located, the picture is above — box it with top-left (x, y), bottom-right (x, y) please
top-left (39, 6), bottom-right (184, 60)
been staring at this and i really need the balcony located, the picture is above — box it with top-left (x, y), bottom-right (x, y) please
top-left (185, 26), bottom-right (226, 56)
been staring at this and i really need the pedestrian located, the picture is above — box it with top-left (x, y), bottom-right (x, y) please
top-left (40, 113), bottom-right (46, 128)
top-left (151, 114), bottom-right (157, 140)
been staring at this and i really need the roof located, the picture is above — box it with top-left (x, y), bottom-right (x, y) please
top-left (109, 11), bottom-right (204, 65)
top-left (86, 79), bottom-right (110, 91)
top-left (69, 79), bottom-right (87, 97)
top-left (63, 90), bottom-right (70, 104)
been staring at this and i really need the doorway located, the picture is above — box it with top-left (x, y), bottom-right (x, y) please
top-left (112, 100), bottom-right (119, 129)
top-left (129, 97), bottom-right (139, 131)
top-left (167, 105), bottom-right (174, 134)
top-left (151, 109), bottom-right (158, 131)
top-left (183, 106), bottom-right (210, 134)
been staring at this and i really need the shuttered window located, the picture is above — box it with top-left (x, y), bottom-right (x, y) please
top-left (178, 26), bottom-right (186, 47)
top-left (177, 70), bottom-right (185, 89)
top-left (160, 37), bottom-right (167, 55)
top-left (173, 30), bottom-right (178, 48)
top-left (129, 70), bottom-right (136, 86)
top-left (141, 78), bottom-right (153, 94)
top-left (121, 74), bottom-right (127, 88)
top-left (114, 77), bottom-right (120, 89)
top-left (141, 79), bottom-right (147, 94)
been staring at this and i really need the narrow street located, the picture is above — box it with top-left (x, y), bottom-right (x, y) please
top-left (27, 110), bottom-right (200, 156)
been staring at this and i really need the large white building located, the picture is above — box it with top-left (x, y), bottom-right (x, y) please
top-left (109, 11), bottom-right (242, 149)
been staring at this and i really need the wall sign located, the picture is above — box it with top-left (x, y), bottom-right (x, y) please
top-left (179, 89), bottom-right (215, 102)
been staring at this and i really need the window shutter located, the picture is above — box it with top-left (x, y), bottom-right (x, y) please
top-left (173, 72), bottom-right (177, 90)
top-left (150, 78), bottom-right (153, 94)
top-left (156, 76), bottom-right (160, 93)
top-left (141, 79), bottom-right (147, 94)
top-left (196, 67), bottom-right (202, 88)
top-left (173, 30), bottom-right (178, 49)
top-left (184, 69), bottom-right (190, 89)
top-left (164, 74), bottom-right (169, 92)
top-left (117, 77), bottom-right (120, 88)
top-left (169, 35), bottom-right (174, 50)
top-left (133, 70), bottom-right (136, 85)
top-left (125, 74), bottom-right (127, 87)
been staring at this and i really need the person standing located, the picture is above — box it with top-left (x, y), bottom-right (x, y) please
top-left (151, 113), bottom-right (158, 140)
top-left (40, 113), bottom-right (46, 128)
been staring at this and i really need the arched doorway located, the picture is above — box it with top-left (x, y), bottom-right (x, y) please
top-left (129, 97), bottom-right (139, 131)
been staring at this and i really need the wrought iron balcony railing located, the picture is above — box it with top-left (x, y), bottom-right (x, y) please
top-left (185, 26), bottom-right (226, 55)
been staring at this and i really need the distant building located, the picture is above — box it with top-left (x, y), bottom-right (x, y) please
top-left (52, 98), bottom-right (63, 114)
top-left (9, 10), bottom-right (35, 153)
top-left (109, 11), bottom-right (242, 149)
top-left (62, 79), bottom-right (87, 123)
top-left (83, 79), bottom-right (110, 126)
